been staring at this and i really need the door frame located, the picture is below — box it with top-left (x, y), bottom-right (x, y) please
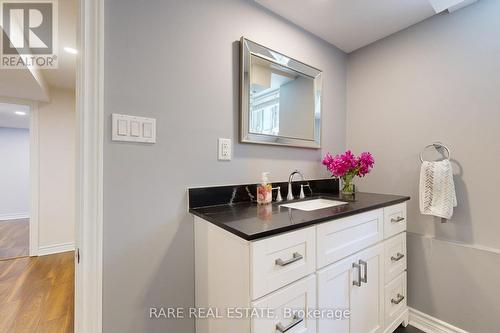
top-left (0, 96), bottom-right (39, 257)
top-left (75, 0), bottom-right (104, 332)
top-left (29, 101), bottom-right (39, 257)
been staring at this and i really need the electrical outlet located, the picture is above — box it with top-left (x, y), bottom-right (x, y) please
top-left (218, 138), bottom-right (231, 161)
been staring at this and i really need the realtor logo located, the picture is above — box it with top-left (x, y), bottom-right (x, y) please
top-left (1, 0), bottom-right (58, 68)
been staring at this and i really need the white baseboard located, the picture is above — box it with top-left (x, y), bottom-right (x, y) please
top-left (409, 308), bottom-right (469, 333)
top-left (38, 242), bottom-right (75, 256)
top-left (384, 309), bottom-right (409, 333)
top-left (0, 213), bottom-right (29, 221)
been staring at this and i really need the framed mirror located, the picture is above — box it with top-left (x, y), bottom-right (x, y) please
top-left (240, 37), bottom-right (322, 149)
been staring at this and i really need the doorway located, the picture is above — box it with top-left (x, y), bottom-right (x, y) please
top-left (0, 0), bottom-right (104, 331)
top-left (0, 92), bottom-right (77, 333)
top-left (0, 0), bottom-right (79, 330)
top-left (0, 102), bottom-right (31, 260)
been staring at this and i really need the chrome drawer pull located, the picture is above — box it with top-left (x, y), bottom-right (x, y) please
top-left (391, 294), bottom-right (405, 305)
top-left (391, 253), bottom-right (405, 262)
top-left (391, 216), bottom-right (405, 223)
top-left (275, 252), bottom-right (303, 267)
top-left (359, 260), bottom-right (368, 283)
top-left (352, 262), bottom-right (362, 287)
top-left (276, 314), bottom-right (303, 332)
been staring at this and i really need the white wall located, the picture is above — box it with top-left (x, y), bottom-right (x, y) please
top-left (103, 0), bottom-right (347, 331)
top-left (346, 0), bottom-right (500, 331)
top-left (0, 127), bottom-right (30, 220)
top-left (38, 88), bottom-right (76, 250)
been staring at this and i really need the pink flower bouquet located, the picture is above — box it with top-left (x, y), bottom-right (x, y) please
top-left (322, 150), bottom-right (375, 195)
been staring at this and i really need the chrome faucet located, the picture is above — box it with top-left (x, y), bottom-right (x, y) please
top-left (287, 170), bottom-right (305, 201)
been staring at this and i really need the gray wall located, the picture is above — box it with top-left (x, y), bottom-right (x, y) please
top-left (103, 0), bottom-right (346, 332)
top-left (346, 1), bottom-right (500, 331)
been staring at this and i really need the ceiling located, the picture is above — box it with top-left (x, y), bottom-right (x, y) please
top-left (0, 52), bottom-right (49, 101)
top-left (0, 0), bottom-right (76, 102)
top-left (41, 0), bottom-right (77, 90)
top-left (0, 103), bottom-right (30, 129)
top-left (255, 0), bottom-right (477, 53)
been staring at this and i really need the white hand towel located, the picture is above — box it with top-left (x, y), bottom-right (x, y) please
top-left (419, 160), bottom-right (457, 220)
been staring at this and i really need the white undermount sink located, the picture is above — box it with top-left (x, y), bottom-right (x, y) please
top-left (279, 198), bottom-right (348, 211)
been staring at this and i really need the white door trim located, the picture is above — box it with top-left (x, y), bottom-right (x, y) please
top-left (75, 0), bottom-right (104, 332)
top-left (29, 101), bottom-right (39, 256)
top-left (0, 96), bottom-right (39, 257)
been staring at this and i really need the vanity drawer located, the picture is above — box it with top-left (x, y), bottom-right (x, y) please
top-left (383, 203), bottom-right (407, 239)
top-left (251, 275), bottom-right (317, 333)
top-left (384, 232), bottom-right (407, 283)
top-left (251, 227), bottom-right (316, 300)
top-left (316, 209), bottom-right (383, 268)
top-left (384, 272), bottom-right (407, 327)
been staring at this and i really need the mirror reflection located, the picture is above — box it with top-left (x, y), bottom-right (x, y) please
top-left (249, 55), bottom-right (315, 140)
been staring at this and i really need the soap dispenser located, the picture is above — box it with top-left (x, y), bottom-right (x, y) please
top-left (257, 172), bottom-right (272, 205)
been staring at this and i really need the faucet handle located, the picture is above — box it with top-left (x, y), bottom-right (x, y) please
top-left (299, 184), bottom-right (312, 199)
top-left (272, 186), bottom-right (283, 202)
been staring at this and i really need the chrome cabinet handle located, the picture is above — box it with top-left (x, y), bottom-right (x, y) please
top-left (276, 314), bottom-right (303, 333)
top-left (359, 260), bottom-right (368, 283)
top-left (391, 216), bottom-right (405, 223)
top-left (391, 294), bottom-right (405, 305)
top-left (391, 253), bottom-right (405, 262)
top-left (275, 252), bottom-right (303, 267)
top-left (352, 262), bottom-right (362, 287)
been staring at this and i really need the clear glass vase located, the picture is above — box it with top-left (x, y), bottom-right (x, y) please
top-left (341, 176), bottom-right (355, 195)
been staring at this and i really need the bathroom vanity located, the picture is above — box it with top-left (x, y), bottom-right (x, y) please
top-left (190, 179), bottom-right (410, 333)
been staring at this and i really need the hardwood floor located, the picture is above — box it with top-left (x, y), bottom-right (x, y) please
top-left (0, 218), bottom-right (29, 260)
top-left (0, 252), bottom-right (74, 333)
top-left (395, 324), bottom-right (425, 332)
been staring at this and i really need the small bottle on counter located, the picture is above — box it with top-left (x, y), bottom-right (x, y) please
top-left (257, 172), bottom-right (272, 205)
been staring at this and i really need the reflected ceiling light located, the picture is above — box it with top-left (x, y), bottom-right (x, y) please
top-left (15, 111), bottom-right (27, 116)
top-left (64, 47), bottom-right (78, 54)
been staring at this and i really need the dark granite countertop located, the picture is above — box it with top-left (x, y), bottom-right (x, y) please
top-left (190, 192), bottom-right (410, 241)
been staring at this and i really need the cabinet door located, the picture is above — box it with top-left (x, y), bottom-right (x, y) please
top-left (317, 256), bottom-right (352, 333)
top-left (350, 244), bottom-right (384, 333)
top-left (317, 244), bottom-right (384, 333)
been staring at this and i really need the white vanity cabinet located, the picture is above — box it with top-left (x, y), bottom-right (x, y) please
top-left (194, 202), bottom-right (408, 333)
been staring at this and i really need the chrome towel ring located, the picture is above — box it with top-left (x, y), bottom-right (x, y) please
top-left (420, 142), bottom-right (451, 163)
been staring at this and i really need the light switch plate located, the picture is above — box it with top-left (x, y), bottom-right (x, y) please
top-left (143, 122), bottom-right (153, 138)
top-left (117, 119), bottom-right (128, 136)
top-left (130, 120), bottom-right (140, 137)
top-left (218, 138), bottom-right (231, 161)
top-left (112, 114), bottom-right (156, 143)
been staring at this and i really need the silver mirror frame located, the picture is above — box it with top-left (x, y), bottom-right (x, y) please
top-left (240, 37), bottom-right (323, 149)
